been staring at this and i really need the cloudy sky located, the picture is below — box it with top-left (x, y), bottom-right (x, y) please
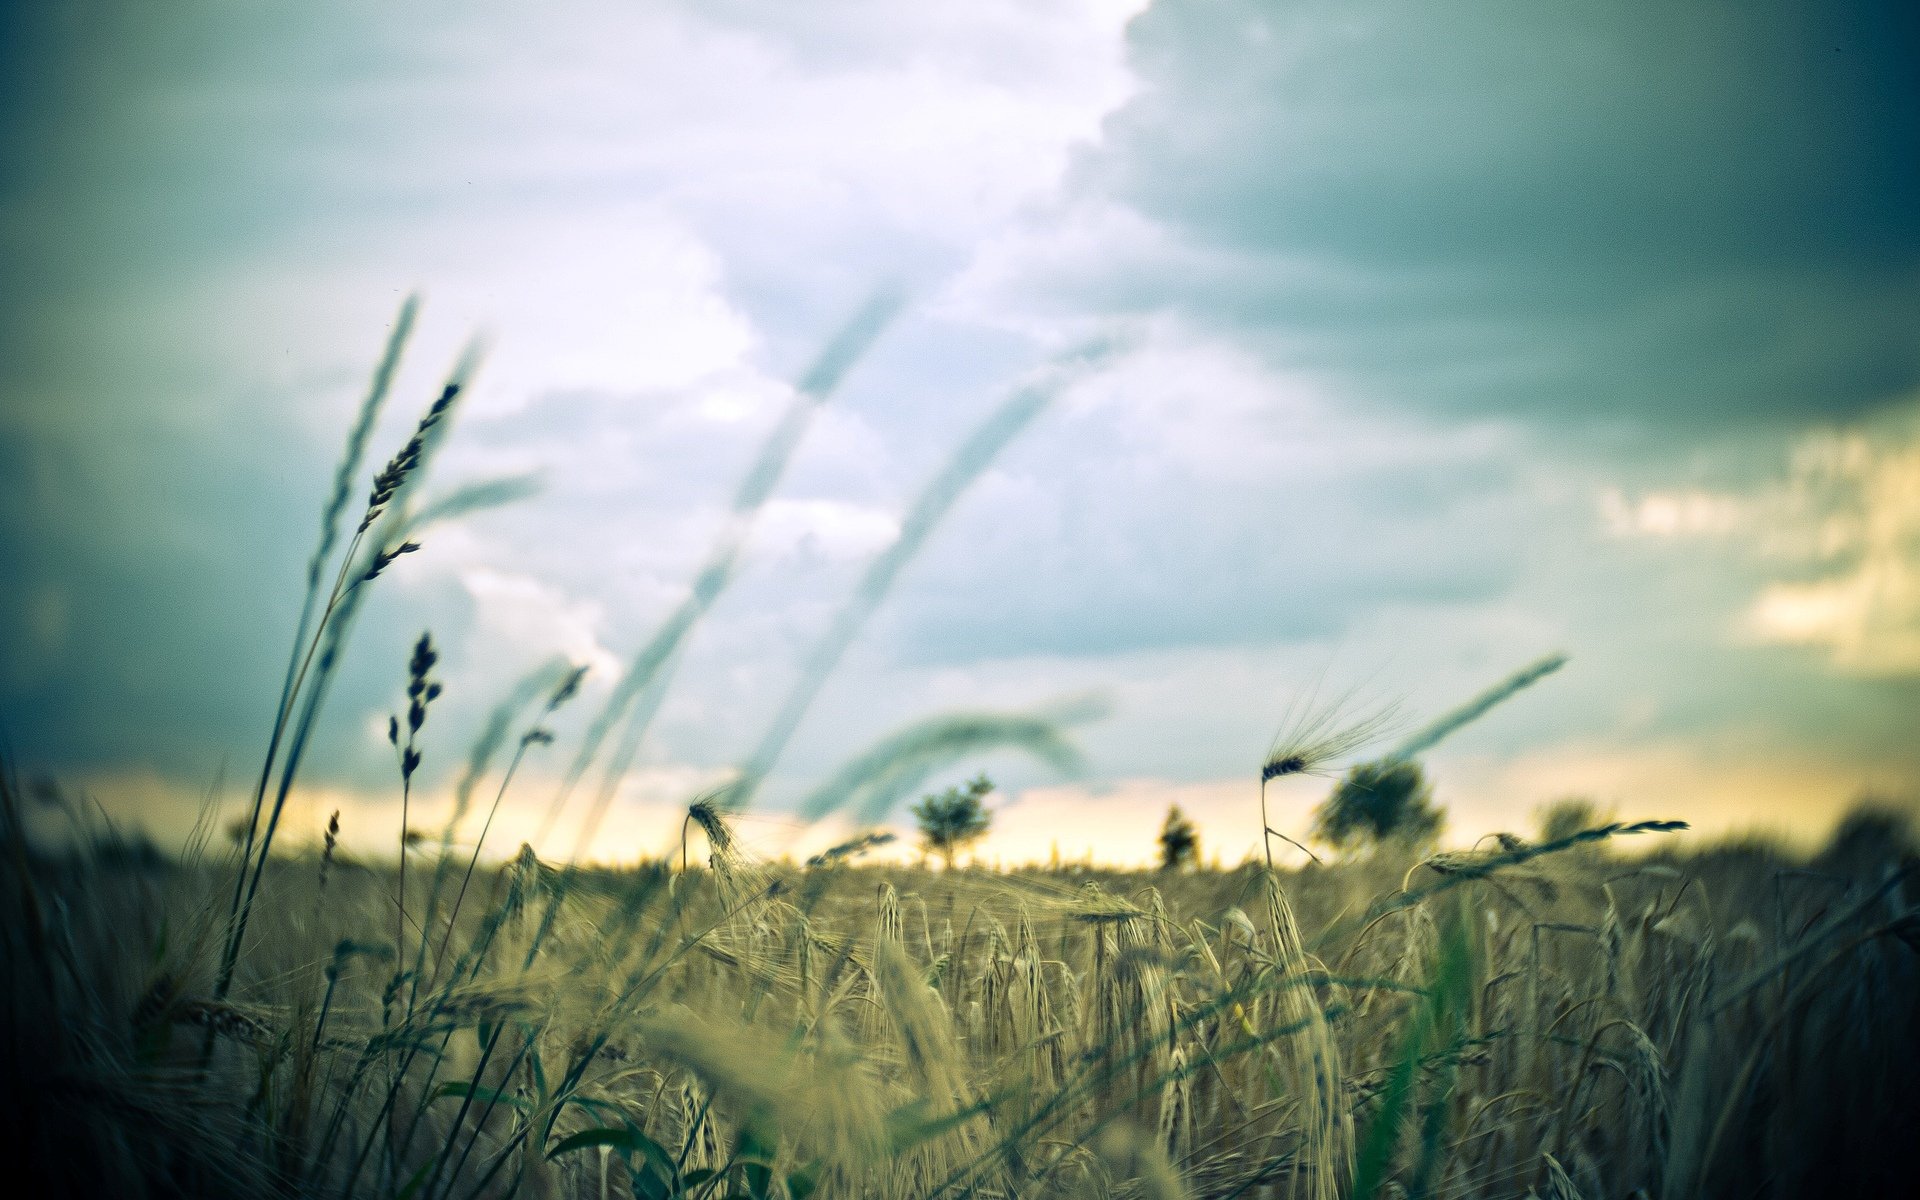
top-left (3, 0), bottom-right (1917, 865)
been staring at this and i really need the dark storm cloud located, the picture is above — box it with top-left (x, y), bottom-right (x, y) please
top-left (0, 378), bottom-right (341, 778)
top-left (0, 342), bottom-right (504, 791)
top-left (1066, 0), bottom-right (1920, 426)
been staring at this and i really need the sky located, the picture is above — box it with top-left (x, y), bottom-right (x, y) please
top-left (3, 0), bottom-right (1917, 866)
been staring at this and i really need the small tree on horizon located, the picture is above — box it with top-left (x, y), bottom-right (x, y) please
top-left (911, 773), bottom-right (993, 869)
top-left (1313, 760), bottom-right (1443, 852)
top-left (1159, 804), bottom-right (1200, 870)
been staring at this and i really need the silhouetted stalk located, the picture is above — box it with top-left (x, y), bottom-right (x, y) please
top-left (419, 1026), bottom-right (525, 1200)
top-left (217, 367), bottom-right (470, 1005)
top-left (426, 739), bottom-right (534, 990)
top-left (226, 298), bottom-right (416, 945)
top-left (390, 632), bottom-right (441, 1014)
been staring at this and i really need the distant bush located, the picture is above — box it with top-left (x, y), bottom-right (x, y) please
top-left (910, 772), bottom-right (993, 868)
top-left (1817, 800), bottom-right (1919, 874)
top-left (1313, 759), bottom-right (1443, 851)
top-left (1158, 804), bottom-right (1200, 870)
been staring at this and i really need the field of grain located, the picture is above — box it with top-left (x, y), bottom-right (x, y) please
top-left (5, 793), bottom-right (1916, 1198)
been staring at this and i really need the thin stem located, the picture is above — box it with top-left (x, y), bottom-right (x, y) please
top-left (217, 528), bottom-right (370, 1001)
top-left (428, 738), bottom-right (534, 991)
top-left (398, 769), bottom-right (412, 999)
top-left (1260, 779), bottom-right (1274, 871)
top-left (1266, 825), bottom-right (1322, 866)
top-left (419, 1027), bottom-right (517, 1200)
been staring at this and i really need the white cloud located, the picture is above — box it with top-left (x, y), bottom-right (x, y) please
top-left (1600, 488), bottom-right (1747, 539)
top-left (459, 567), bottom-right (622, 682)
top-left (755, 498), bottom-right (900, 564)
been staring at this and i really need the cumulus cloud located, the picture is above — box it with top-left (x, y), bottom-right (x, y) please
top-left (458, 568), bottom-right (623, 682)
top-left (1602, 400), bottom-right (1920, 675)
top-left (1743, 418), bottom-right (1920, 671)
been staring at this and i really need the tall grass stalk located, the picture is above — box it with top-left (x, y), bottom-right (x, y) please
top-left (217, 347), bottom-right (478, 1005)
top-left (221, 297), bottom-right (418, 995)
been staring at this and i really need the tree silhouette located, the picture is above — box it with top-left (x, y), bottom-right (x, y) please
top-left (1159, 805), bottom-right (1200, 870)
top-left (1313, 760), bottom-right (1443, 852)
top-left (911, 773), bottom-right (993, 869)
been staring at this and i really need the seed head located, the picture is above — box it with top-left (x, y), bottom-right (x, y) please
top-left (686, 797), bottom-right (732, 853)
top-left (546, 664), bottom-right (589, 712)
top-left (364, 540), bottom-right (421, 581)
top-left (1261, 692), bottom-right (1397, 783)
top-left (358, 381), bottom-right (463, 533)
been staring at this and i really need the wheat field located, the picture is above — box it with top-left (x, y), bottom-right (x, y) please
top-left (4, 793), bottom-right (1916, 1198)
